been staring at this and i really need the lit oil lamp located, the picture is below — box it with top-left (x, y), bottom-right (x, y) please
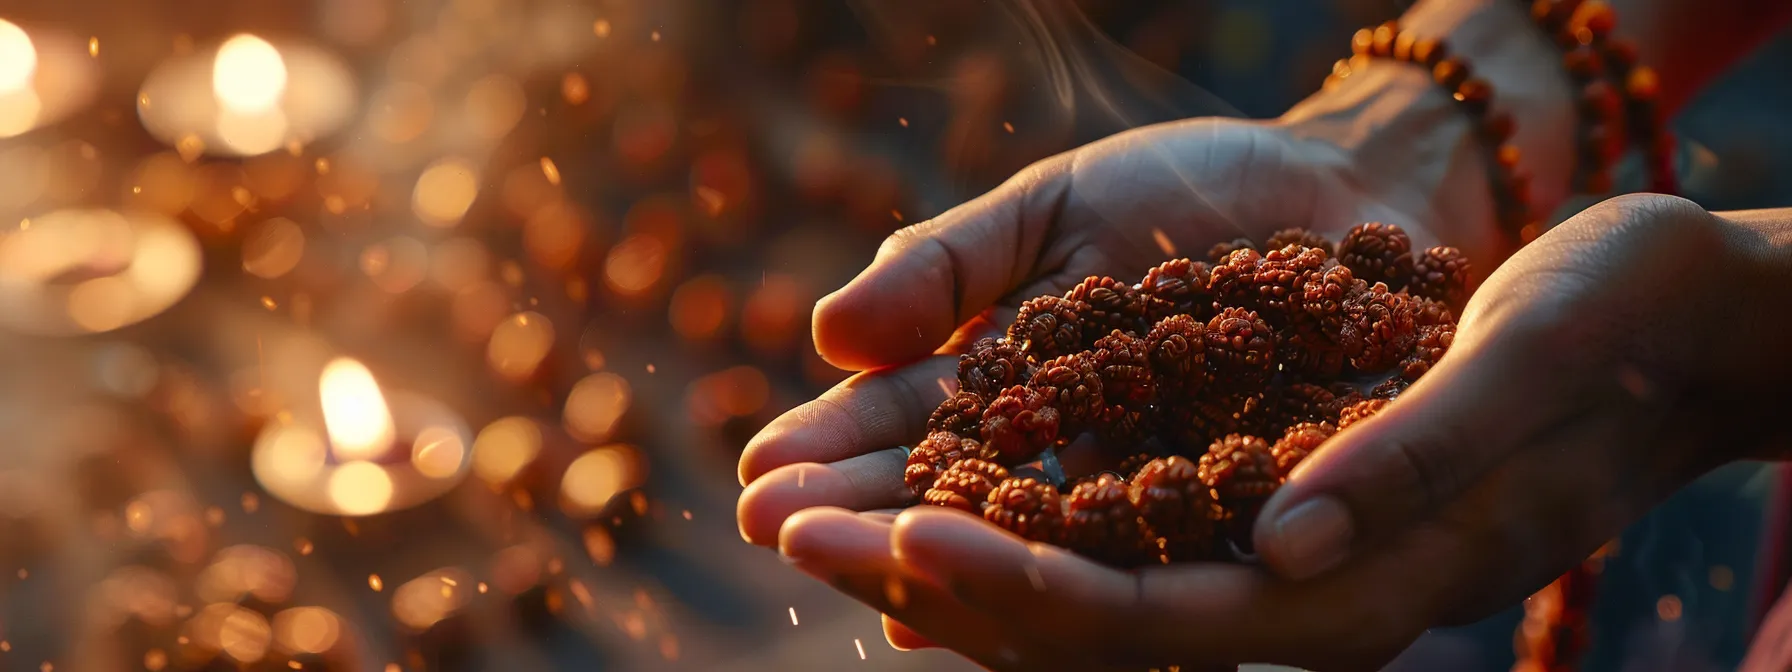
top-left (0, 18), bottom-right (101, 139)
top-left (0, 208), bottom-right (201, 335)
top-left (137, 34), bottom-right (355, 157)
top-left (252, 357), bottom-right (471, 516)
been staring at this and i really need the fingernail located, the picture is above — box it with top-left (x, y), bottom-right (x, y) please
top-left (1271, 497), bottom-right (1355, 580)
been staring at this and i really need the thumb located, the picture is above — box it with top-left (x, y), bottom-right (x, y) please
top-left (1252, 331), bottom-right (1572, 580)
top-left (813, 159), bottom-right (1068, 371)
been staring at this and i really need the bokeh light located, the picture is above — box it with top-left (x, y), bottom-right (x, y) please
top-left (472, 416), bottom-right (542, 484)
top-left (0, 20), bottom-right (37, 92)
top-left (413, 157), bottom-right (480, 226)
top-left (319, 358), bottom-right (396, 461)
top-left (213, 34), bottom-right (288, 113)
top-left (272, 606), bottom-right (341, 654)
top-left (487, 311), bottom-right (555, 380)
top-left (326, 461), bottom-right (394, 516)
top-left (563, 372), bottom-right (630, 443)
top-left (560, 444), bottom-right (644, 517)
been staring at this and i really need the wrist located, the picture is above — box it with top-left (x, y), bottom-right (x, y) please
top-left (1275, 0), bottom-right (1576, 266)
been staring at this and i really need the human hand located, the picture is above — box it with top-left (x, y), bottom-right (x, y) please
top-left (770, 194), bottom-right (1792, 672)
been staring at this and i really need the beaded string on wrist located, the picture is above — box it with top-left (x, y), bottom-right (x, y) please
top-left (1324, 21), bottom-right (1544, 246)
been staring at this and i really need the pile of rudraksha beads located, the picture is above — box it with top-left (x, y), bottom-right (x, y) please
top-left (904, 223), bottom-right (1467, 566)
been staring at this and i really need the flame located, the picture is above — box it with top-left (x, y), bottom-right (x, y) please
top-left (213, 34), bottom-right (287, 113)
top-left (0, 20), bottom-right (36, 93)
top-left (319, 358), bottom-right (395, 460)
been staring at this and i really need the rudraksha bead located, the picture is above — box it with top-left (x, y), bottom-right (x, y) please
top-left (1208, 247), bottom-right (1265, 308)
top-left (1267, 382), bottom-right (1338, 434)
top-left (1409, 246), bottom-right (1472, 307)
top-left (1402, 323), bottom-right (1456, 381)
top-left (1337, 398), bottom-right (1391, 430)
top-left (1294, 263), bottom-right (1365, 349)
top-left (1065, 276), bottom-right (1146, 341)
top-left (1343, 282), bottom-right (1419, 373)
top-left (1272, 422), bottom-right (1335, 474)
top-left (1138, 258), bottom-right (1214, 321)
top-left (980, 385), bottom-right (1062, 463)
top-left (1008, 296), bottom-right (1088, 364)
top-left (927, 391), bottom-right (987, 439)
top-left (905, 431), bottom-right (996, 496)
top-left (1337, 222), bottom-right (1414, 289)
top-left (923, 458), bottom-right (1009, 512)
top-left (1207, 238), bottom-right (1258, 265)
top-left (957, 337), bottom-right (1032, 399)
top-left (1029, 352), bottom-right (1107, 431)
top-left (1063, 473), bottom-right (1153, 567)
top-left (1412, 296), bottom-right (1456, 328)
top-left (1265, 228), bottom-right (1335, 256)
top-left (1130, 456), bottom-right (1222, 562)
top-left (1253, 244), bottom-right (1330, 322)
top-left (1144, 315), bottom-right (1207, 398)
top-left (1198, 434), bottom-right (1282, 552)
top-left (1092, 330), bottom-right (1155, 406)
top-left (1116, 450), bottom-right (1159, 477)
top-left (984, 477), bottom-right (1067, 544)
top-left (1371, 377), bottom-right (1409, 400)
top-left (1204, 307), bottom-right (1277, 388)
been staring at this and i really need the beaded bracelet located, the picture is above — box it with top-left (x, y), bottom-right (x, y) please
top-left (1527, 0), bottom-right (1677, 196)
top-left (1324, 21), bottom-right (1545, 244)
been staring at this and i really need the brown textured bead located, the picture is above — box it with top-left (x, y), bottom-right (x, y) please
top-left (957, 337), bottom-right (1032, 399)
top-left (1029, 352), bottom-right (1106, 430)
top-left (1268, 382), bottom-right (1338, 433)
top-left (1371, 376), bottom-right (1409, 400)
top-left (1116, 450), bottom-right (1158, 477)
top-left (1092, 330), bottom-right (1155, 405)
top-left (1337, 398), bottom-right (1391, 430)
top-left (1145, 315), bottom-right (1207, 398)
top-left (1563, 46), bottom-right (1603, 80)
top-left (1337, 222), bottom-right (1414, 289)
top-left (1343, 282), bottom-right (1419, 373)
top-left (1130, 456), bottom-right (1222, 562)
top-left (1350, 28), bottom-right (1374, 56)
top-left (1199, 434), bottom-right (1281, 552)
top-left (1626, 66), bottom-right (1659, 101)
top-left (1208, 246), bottom-right (1265, 308)
top-left (1408, 246), bottom-right (1472, 306)
top-left (1065, 276), bottom-right (1146, 342)
top-left (1161, 393), bottom-right (1255, 451)
top-left (1008, 296), bottom-right (1087, 363)
top-left (928, 391), bottom-right (987, 438)
top-left (1432, 58), bottom-right (1471, 91)
top-left (980, 385), bottom-right (1062, 463)
top-left (1453, 78), bottom-right (1493, 117)
top-left (1272, 422), bottom-right (1335, 474)
top-left (985, 477), bottom-right (1067, 544)
top-left (924, 458), bottom-right (1009, 512)
top-left (1402, 323), bottom-right (1456, 381)
top-left (1393, 31), bottom-right (1419, 62)
top-left (1207, 238), bottom-right (1258, 265)
top-left (1139, 258), bottom-right (1214, 321)
top-left (1264, 228), bottom-right (1335, 256)
top-left (905, 431), bottom-right (996, 496)
top-left (1063, 473), bottom-right (1153, 567)
top-left (1570, 0), bottom-right (1615, 39)
top-left (1204, 307), bottom-right (1276, 387)
top-left (1413, 296), bottom-right (1456, 328)
top-left (1293, 263), bottom-right (1364, 351)
top-left (1252, 244), bottom-right (1330, 322)
top-left (1370, 23), bottom-right (1397, 57)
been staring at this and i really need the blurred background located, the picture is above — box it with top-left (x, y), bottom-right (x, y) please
top-left (0, 0), bottom-right (1787, 670)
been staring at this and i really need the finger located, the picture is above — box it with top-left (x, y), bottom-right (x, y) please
top-left (736, 449), bottom-right (910, 546)
top-left (882, 615), bottom-right (934, 651)
top-left (1253, 329), bottom-right (1583, 581)
top-left (739, 354), bottom-right (960, 486)
top-left (890, 507), bottom-right (1415, 670)
top-left (813, 159), bottom-right (1069, 370)
top-left (779, 508), bottom-right (1069, 671)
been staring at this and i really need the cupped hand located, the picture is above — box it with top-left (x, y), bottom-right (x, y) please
top-left (768, 194), bottom-right (1791, 672)
top-left (738, 116), bottom-right (1491, 547)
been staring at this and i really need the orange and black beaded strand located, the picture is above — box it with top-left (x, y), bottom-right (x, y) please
top-left (1527, 0), bottom-right (1677, 196)
top-left (1325, 21), bottom-right (1544, 244)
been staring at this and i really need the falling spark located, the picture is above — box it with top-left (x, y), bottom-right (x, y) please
top-left (295, 538), bottom-right (313, 555)
top-left (0, 641), bottom-right (9, 651)
top-left (890, 209), bottom-right (903, 222)
top-left (478, 582), bottom-right (489, 594)
top-left (646, 364), bottom-right (656, 373)
top-left (1003, 122), bottom-right (1015, 133)
top-left (1024, 563), bottom-right (1045, 592)
top-left (651, 31), bottom-right (661, 42)
top-left (241, 492), bottom-right (259, 513)
top-left (89, 37), bottom-right (99, 57)
top-left (926, 35), bottom-right (937, 46)
top-left (368, 574), bottom-right (383, 591)
top-left (681, 510), bottom-right (692, 520)
top-left (789, 607), bottom-right (799, 625)
top-left (540, 157), bottom-right (561, 185)
top-left (854, 639), bottom-right (866, 659)
top-left (261, 296), bottom-right (277, 310)
top-left (797, 467), bottom-right (806, 488)
top-left (314, 158), bottom-right (330, 174)
top-left (1150, 228), bottom-right (1176, 256)
top-left (593, 20), bottom-right (611, 38)
top-left (898, 117), bottom-right (908, 127)
top-left (288, 662), bottom-right (302, 670)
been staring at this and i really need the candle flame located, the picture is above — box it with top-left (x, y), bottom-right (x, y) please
top-left (319, 358), bottom-right (394, 460)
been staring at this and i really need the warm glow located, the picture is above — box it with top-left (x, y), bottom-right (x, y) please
top-left (563, 372), bottom-right (630, 443)
top-left (0, 20), bottom-right (36, 93)
top-left (410, 426), bottom-right (465, 479)
top-left (327, 461), bottom-right (394, 516)
top-left (412, 157), bottom-right (480, 226)
top-left (318, 358), bottom-right (395, 460)
top-left (213, 34), bottom-right (288, 113)
top-left (392, 568), bottom-right (473, 631)
top-left (472, 416), bottom-right (541, 484)
top-left (241, 217), bottom-right (305, 278)
top-left (273, 607), bottom-right (341, 654)
top-left (0, 87), bottom-right (39, 137)
top-left (561, 445), bottom-right (642, 515)
top-left (486, 312), bottom-right (554, 380)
